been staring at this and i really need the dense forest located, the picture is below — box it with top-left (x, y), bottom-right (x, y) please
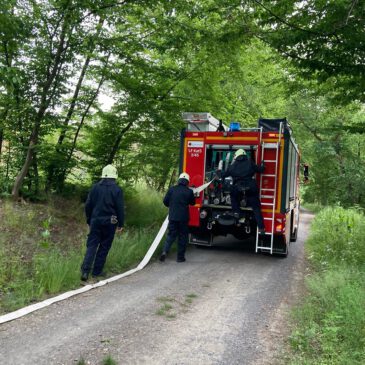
top-left (0, 0), bottom-right (364, 207)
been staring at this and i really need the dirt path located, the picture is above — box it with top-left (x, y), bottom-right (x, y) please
top-left (0, 211), bottom-right (313, 365)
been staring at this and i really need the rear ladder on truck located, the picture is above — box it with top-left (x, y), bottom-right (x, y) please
top-left (256, 123), bottom-right (283, 254)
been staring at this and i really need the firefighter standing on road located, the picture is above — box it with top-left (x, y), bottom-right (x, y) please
top-left (219, 149), bottom-right (266, 234)
top-left (81, 164), bottom-right (124, 281)
top-left (160, 172), bottom-right (195, 263)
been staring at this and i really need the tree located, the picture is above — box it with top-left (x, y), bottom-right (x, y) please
top-left (255, 0), bottom-right (365, 103)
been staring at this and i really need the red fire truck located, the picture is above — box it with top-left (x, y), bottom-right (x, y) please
top-left (180, 112), bottom-right (301, 256)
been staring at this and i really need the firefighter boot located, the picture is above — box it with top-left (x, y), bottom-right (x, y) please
top-left (159, 252), bottom-right (167, 262)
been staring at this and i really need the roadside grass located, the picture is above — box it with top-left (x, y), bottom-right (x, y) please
top-left (306, 206), bottom-right (365, 269)
top-left (155, 293), bottom-right (198, 319)
top-left (287, 206), bottom-right (365, 365)
top-left (104, 228), bottom-right (160, 273)
top-left (103, 355), bottom-right (117, 365)
top-left (124, 184), bottom-right (167, 228)
top-left (301, 203), bottom-right (324, 214)
top-left (0, 186), bottom-right (166, 314)
top-left (76, 355), bottom-right (117, 365)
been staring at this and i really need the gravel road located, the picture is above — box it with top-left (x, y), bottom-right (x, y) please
top-left (0, 211), bottom-right (313, 365)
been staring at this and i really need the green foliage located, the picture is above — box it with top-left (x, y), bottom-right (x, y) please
top-left (103, 355), bottom-right (117, 365)
top-left (124, 185), bottom-right (167, 228)
top-left (306, 206), bottom-right (365, 269)
top-left (287, 89), bottom-right (365, 208)
top-left (33, 250), bottom-right (81, 295)
top-left (258, 0), bottom-right (365, 103)
top-left (289, 269), bottom-right (365, 365)
top-left (0, 186), bottom-right (166, 313)
top-left (104, 228), bottom-right (159, 273)
top-left (288, 206), bottom-right (365, 364)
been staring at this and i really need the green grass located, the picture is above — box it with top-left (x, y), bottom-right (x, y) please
top-left (103, 355), bottom-right (117, 365)
top-left (156, 303), bottom-right (173, 316)
top-left (155, 293), bottom-right (198, 319)
top-left (185, 293), bottom-right (197, 304)
top-left (0, 186), bottom-right (167, 314)
top-left (301, 203), bottom-right (324, 214)
top-left (76, 355), bottom-right (117, 365)
top-left (289, 269), bottom-right (365, 364)
top-left (104, 228), bottom-right (162, 273)
top-left (287, 206), bottom-right (365, 365)
top-left (306, 206), bottom-right (365, 269)
top-left (124, 184), bottom-right (167, 228)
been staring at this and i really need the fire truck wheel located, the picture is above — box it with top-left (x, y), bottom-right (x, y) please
top-left (290, 210), bottom-right (299, 242)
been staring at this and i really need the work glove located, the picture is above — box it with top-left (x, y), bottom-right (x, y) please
top-left (217, 160), bottom-right (223, 171)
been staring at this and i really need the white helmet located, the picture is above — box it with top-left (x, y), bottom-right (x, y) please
top-left (179, 172), bottom-right (190, 182)
top-left (101, 164), bottom-right (118, 179)
top-left (234, 149), bottom-right (246, 159)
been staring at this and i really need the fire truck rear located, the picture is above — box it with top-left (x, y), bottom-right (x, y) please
top-left (180, 112), bottom-right (301, 256)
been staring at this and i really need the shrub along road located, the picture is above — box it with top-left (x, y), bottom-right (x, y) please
top-left (0, 211), bottom-right (313, 365)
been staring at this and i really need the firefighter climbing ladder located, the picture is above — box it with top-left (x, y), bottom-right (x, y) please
top-left (256, 123), bottom-right (283, 254)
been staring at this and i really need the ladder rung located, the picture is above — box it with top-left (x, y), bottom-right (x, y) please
top-left (263, 160), bottom-right (277, 162)
top-left (262, 143), bottom-right (279, 148)
top-left (257, 247), bottom-right (273, 251)
top-left (262, 174), bottom-right (276, 177)
top-left (261, 195), bottom-right (274, 198)
top-left (261, 202), bottom-right (274, 206)
top-left (260, 188), bottom-right (275, 191)
top-left (264, 217), bottom-right (273, 220)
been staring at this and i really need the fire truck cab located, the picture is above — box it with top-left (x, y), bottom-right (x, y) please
top-left (180, 112), bottom-right (301, 256)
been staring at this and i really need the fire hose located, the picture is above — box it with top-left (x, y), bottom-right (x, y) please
top-left (0, 180), bottom-right (213, 324)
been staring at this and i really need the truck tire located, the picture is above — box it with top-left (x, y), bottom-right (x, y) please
top-left (290, 209), bottom-right (299, 242)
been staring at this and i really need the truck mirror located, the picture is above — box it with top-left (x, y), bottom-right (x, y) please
top-left (303, 163), bottom-right (309, 183)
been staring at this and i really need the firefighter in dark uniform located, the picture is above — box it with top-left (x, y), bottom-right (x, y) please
top-left (160, 172), bottom-right (196, 263)
top-left (81, 164), bottom-right (124, 281)
top-left (220, 149), bottom-right (266, 234)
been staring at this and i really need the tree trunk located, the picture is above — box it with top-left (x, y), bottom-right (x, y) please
top-left (0, 128), bottom-right (3, 159)
top-left (33, 152), bottom-right (39, 195)
top-left (58, 72), bottom-right (106, 189)
top-left (11, 12), bottom-right (70, 200)
top-left (168, 168), bottom-right (177, 189)
top-left (107, 120), bottom-right (134, 164)
top-left (12, 137), bottom-right (36, 199)
top-left (46, 54), bottom-right (91, 190)
top-left (47, 17), bottom-right (105, 190)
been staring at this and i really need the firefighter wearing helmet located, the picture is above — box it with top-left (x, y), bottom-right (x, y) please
top-left (81, 164), bottom-right (124, 281)
top-left (218, 149), bottom-right (266, 234)
top-left (160, 172), bottom-right (195, 262)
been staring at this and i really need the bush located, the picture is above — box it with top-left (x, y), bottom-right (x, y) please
top-left (306, 206), bottom-right (365, 269)
top-left (288, 206), bottom-right (365, 364)
top-left (289, 269), bottom-right (365, 364)
top-left (124, 184), bottom-right (167, 228)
